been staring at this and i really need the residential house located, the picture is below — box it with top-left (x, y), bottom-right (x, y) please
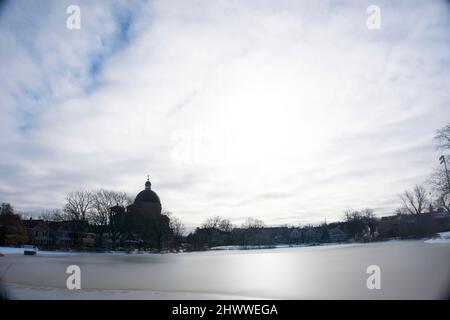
top-left (328, 226), bottom-right (349, 242)
top-left (22, 219), bottom-right (51, 247)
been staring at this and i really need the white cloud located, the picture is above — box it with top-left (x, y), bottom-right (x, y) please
top-left (1, 0), bottom-right (449, 227)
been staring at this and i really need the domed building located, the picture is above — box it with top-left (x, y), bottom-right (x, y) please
top-left (127, 178), bottom-right (162, 216)
top-left (109, 177), bottom-right (169, 251)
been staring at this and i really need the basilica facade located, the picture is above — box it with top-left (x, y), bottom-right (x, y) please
top-left (110, 178), bottom-right (170, 251)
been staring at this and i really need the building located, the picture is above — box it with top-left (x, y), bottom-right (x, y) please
top-left (328, 226), bottom-right (349, 242)
top-left (110, 177), bottom-right (170, 251)
top-left (22, 219), bottom-right (51, 247)
top-left (127, 178), bottom-right (162, 217)
top-left (379, 210), bottom-right (450, 238)
top-left (48, 221), bottom-right (74, 248)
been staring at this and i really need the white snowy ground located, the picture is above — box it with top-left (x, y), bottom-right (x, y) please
top-left (1, 284), bottom-right (260, 300)
top-left (424, 231), bottom-right (450, 244)
top-left (0, 247), bottom-right (152, 256)
top-left (1, 240), bottom-right (449, 299)
top-left (210, 242), bottom-right (368, 250)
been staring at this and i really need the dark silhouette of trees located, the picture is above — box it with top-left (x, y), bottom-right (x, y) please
top-left (320, 221), bottom-right (329, 242)
top-left (0, 203), bottom-right (27, 246)
top-left (89, 189), bottom-right (131, 248)
top-left (400, 185), bottom-right (429, 215)
top-left (64, 190), bottom-right (94, 222)
top-left (343, 208), bottom-right (377, 240)
top-left (108, 205), bottom-right (127, 250)
top-left (429, 169), bottom-right (450, 212)
top-left (200, 216), bottom-right (233, 248)
top-left (166, 211), bottom-right (185, 251)
top-left (63, 190), bottom-right (94, 246)
top-left (240, 217), bottom-right (265, 246)
top-left (38, 209), bottom-right (65, 221)
top-left (0, 203), bottom-right (14, 215)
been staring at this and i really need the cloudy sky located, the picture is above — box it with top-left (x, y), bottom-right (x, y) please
top-left (0, 0), bottom-right (449, 228)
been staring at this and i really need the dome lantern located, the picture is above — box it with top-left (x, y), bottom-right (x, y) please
top-left (134, 176), bottom-right (160, 204)
top-left (145, 175), bottom-right (151, 190)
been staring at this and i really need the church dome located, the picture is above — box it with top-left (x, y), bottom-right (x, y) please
top-left (134, 178), bottom-right (161, 204)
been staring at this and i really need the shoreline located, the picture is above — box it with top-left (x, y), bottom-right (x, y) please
top-left (2, 237), bottom-right (448, 257)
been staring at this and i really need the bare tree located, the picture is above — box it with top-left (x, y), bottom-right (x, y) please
top-left (165, 210), bottom-right (185, 251)
top-left (166, 212), bottom-right (185, 237)
top-left (63, 190), bottom-right (96, 246)
top-left (241, 217), bottom-right (265, 246)
top-left (428, 167), bottom-right (450, 212)
top-left (428, 123), bottom-right (450, 212)
top-left (241, 217), bottom-right (265, 229)
top-left (200, 216), bottom-right (232, 248)
top-left (434, 123), bottom-right (450, 151)
top-left (400, 184), bottom-right (429, 215)
top-left (201, 216), bottom-right (222, 229)
top-left (0, 203), bottom-right (14, 215)
top-left (88, 189), bottom-right (131, 248)
top-left (64, 190), bottom-right (95, 222)
top-left (201, 216), bottom-right (233, 233)
top-left (218, 219), bottom-right (233, 233)
top-left (90, 189), bottom-right (131, 226)
top-left (39, 209), bottom-right (65, 221)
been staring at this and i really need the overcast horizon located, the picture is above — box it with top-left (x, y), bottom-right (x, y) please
top-left (1, 0), bottom-right (450, 228)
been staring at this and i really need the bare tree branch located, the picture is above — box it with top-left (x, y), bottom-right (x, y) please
top-left (434, 123), bottom-right (450, 151)
top-left (399, 184), bottom-right (428, 215)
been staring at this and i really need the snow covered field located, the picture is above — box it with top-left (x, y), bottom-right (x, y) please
top-left (1, 240), bottom-right (449, 299)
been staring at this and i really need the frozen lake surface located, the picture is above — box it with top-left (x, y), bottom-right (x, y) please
top-left (1, 240), bottom-right (449, 299)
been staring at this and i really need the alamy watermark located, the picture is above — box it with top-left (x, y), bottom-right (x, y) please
top-left (66, 5), bottom-right (81, 30)
top-left (366, 265), bottom-right (381, 290)
top-left (366, 5), bottom-right (381, 30)
top-left (66, 265), bottom-right (81, 290)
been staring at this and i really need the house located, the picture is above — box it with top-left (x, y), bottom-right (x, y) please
top-left (301, 226), bottom-right (322, 243)
top-left (22, 219), bottom-right (51, 247)
top-left (48, 221), bottom-right (74, 248)
top-left (328, 226), bottom-right (348, 242)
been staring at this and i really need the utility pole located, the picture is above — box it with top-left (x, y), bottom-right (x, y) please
top-left (441, 155), bottom-right (450, 211)
top-left (439, 155), bottom-right (450, 190)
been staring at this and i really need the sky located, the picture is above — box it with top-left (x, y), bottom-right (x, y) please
top-left (0, 0), bottom-right (449, 228)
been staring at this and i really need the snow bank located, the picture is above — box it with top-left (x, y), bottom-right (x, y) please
top-left (209, 242), bottom-right (360, 251)
top-left (424, 231), bottom-right (450, 244)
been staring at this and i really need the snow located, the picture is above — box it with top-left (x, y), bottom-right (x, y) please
top-left (1, 240), bottom-right (449, 299)
top-left (210, 242), bottom-right (362, 251)
top-left (2, 284), bottom-right (258, 300)
top-left (1, 241), bottom-right (382, 256)
top-left (425, 231), bottom-right (450, 244)
top-left (2, 283), bottom-right (261, 300)
top-left (0, 247), bottom-right (157, 257)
